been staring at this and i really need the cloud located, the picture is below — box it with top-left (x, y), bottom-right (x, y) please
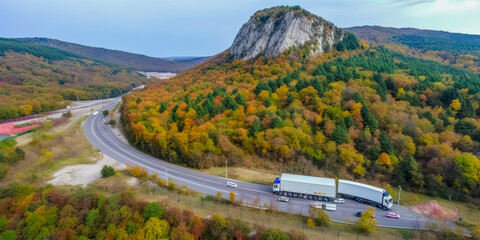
top-left (387, 0), bottom-right (436, 7)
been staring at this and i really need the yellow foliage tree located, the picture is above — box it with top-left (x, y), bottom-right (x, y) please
top-left (306, 218), bottom-right (315, 228)
top-left (450, 99), bottom-right (461, 112)
top-left (257, 90), bottom-right (270, 101)
top-left (355, 207), bottom-right (378, 235)
top-left (377, 153), bottom-right (392, 166)
top-left (230, 191), bottom-right (236, 203)
top-left (20, 104), bottom-right (33, 116)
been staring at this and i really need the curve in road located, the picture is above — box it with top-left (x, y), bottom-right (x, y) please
top-left (83, 101), bottom-right (430, 229)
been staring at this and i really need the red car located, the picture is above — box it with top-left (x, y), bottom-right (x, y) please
top-left (386, 212), bottom-right (400, 219)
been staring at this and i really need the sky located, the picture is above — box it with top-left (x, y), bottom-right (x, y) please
top-left (0, 0), bottom-right (479, 58)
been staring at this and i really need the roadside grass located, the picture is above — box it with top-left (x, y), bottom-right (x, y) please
top-left (1, 118), bottom-right (98, 187)
top-left (198, 166), bottom-right (279, 185)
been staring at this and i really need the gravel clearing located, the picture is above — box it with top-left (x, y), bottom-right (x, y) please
top-left (410, 200), bottom-right (459, 220)
top-left (48, 153), bottom-right (126, 187)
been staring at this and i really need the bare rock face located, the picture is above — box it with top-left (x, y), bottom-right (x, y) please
top-left (230, 6), bottom-right (344, 60)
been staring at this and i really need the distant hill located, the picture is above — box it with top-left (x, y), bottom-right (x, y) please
top-left (347, 26), bottom-right (480, 54)
top-left (0, 38), bottom-right (148, 120)
top-left (347, 26), bottom-right (480, 73)
top-left (14, 38), bottom-right (209, 72)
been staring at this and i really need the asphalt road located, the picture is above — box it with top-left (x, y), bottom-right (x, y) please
top-left (83, 101), bottom-right (432, 229)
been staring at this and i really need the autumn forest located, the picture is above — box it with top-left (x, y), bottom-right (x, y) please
top-left (123, 36), bottom-right (480, 203)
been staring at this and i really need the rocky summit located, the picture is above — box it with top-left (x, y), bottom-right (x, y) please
top-left (230, 6), bottom-right (345, 60)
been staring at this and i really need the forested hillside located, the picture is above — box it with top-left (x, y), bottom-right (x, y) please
top-left (14, 38), bottom-right (209, 72)
top-left (347, 26), bottom-right (480, 73)
top-left (0, 39), bottom-right (148, 120)
top-left (123, 40), bottom-right (480, 202)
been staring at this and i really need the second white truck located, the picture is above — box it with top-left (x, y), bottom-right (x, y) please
top-left (338, 179), bottom-right (393, 210)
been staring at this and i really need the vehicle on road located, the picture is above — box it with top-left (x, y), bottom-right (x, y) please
top-left (386, 212), bottom-right (400, 219)
top-left (272, 173), bottom-right (336, 201)
top-left (334, 198), bottom-right (345, 204)
top-left (356, 211), bottom-right (376, 218)
top-left (311, 202), bottom-right (323, 208)
top-left (226, 182), bottom-right (237, 188)
top-left (311, 202), bottom-right (337, 211)
top-left (338, 179), bottom-right (393, 210)
top-left (272, 173), bottom-right (393, 209)
top-left (92, 111), bottom-right (99, 116)
top-left (277, 196), bottom-right (289, 202)
top-left (324, 203), bottom-right (336, 211)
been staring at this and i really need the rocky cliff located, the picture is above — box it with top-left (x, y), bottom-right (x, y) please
top-left (230, 6), bottom-right (345, 60)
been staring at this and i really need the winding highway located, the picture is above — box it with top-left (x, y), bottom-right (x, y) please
top-left (83, 101), bottom-right (431, 229)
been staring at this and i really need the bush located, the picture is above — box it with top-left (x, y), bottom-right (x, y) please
top-left (101, 165), bottom-right (116, 178)
top-left (315, 209), bottom-right (331, 227)
top-left (128, 165), bottom-right (148, 178)
top-left (306, 218), bottom-right (315, 228)
top-left (473, 224), bottom-right (480, 240)
top-left (261, 229), bottom-right (290, 240)
top-left (354, 207), bottom-right (378, 234)
top-left (143, 202), bottom-right (164, 220)
top-left (109, 119), bottom-right (117, 127)
top-left (103, 110), bottom-right (109, 116)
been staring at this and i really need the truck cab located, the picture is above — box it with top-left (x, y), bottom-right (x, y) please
top-left (272, 178), bottom-right (280, 193)
top-left (383, 191), bottom-right (393, 209)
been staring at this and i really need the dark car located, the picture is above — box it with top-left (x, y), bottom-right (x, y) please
top-left (356, 211), bottom-right (376, 218)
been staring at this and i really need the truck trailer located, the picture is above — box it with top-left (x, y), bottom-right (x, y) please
top-left (337, 179), bottom-right (393, 210)
top-left (272, 173), bottom-right (336, 201)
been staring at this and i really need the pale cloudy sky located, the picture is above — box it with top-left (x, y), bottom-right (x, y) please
top-left (0, 0), bottom-right (478, 57)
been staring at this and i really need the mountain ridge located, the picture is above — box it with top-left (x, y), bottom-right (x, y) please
top-left (11, 37), bottom-right (209, 72)
top-left (346, 25), bottom-right (480, 53)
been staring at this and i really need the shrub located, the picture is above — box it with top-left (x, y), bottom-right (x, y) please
top-left (102, 110), bottom-right (109, 116)
top-left (128, 165), bottom-right (148, 178)
top-left (306, 218), bottom-right (315, 228)
top-left (473, 224), bottom-right (480, 240)
top-left (354, 207), bottom-right (378, 234)
top-left (101, 165), bottom-right (116, 178)
top-left (261, 229), bottom-right (290, 240)
top-left (143, 202), bottom-right (164, 220)
top-left (109, 119), bottom-right (117, 127)
top-left (315, 209), bottom-right (331, 227)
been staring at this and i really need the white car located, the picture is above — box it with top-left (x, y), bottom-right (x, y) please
top-left (278, 196), bottom-right (289, 202)
top-left (226, 182), bottom-right (237, 188)
top-left (334, 198), bottom-right (345, 204)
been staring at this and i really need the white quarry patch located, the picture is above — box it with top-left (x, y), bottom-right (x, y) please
top-left (126, 177), bottom-right (139, 186)
top-left (48, 153), bottom-right (126, 187)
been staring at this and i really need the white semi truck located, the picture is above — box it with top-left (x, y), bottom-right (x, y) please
top-left (273, 173), bottom-right (393, 209)
top-left (338, 179), bottom-right (393, 210)
top-left (272, 173), bottom-right (336, 201)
